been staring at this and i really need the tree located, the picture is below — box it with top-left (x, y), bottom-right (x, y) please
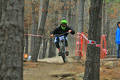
top-left (0, 0), bottom-right (24, 80)
top-left (83, 0), bottom-right (103, 80)
top-left (48, 0), bottom-right (58, 58)
top-left (0, 0), bottom-right (2, 21)
top-left (30, 0), bottom-right (38, 57)
top-left (62, 0), bottom-right (67, 18)
top-left (31, 0), bottom-right (49, 61)
top-left (77, 0), bottom-right (85, 32)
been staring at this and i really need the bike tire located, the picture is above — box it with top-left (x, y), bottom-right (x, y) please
top-left (61, 53), bottom-right (66, 63)
top-left (60, 42), bottom-right (66, 63)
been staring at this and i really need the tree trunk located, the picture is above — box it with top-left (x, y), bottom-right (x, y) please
top-left (48, 38), bottom-right (56, 58)
top-left (62, 0), bottom-right (67, 18)
top-left (36, 0), bottom-right (43, 59)
top-left (67, 0), bottom-right (77, 55)
top-left (0, 0), bottom-right (2, 21)
top-left (0, 0), bottom-right (24, 80)
top-left (83, 0), bottom-right (103, 80)
top-left (24, 28), bottom-right (28, 54)
top-left (47, 0), bottom-right (58, 58)
top-left (38, 0), bottom-right (43, 30)
top-left (32, 0), bottom-right (49, 61)
top-left (30, 0), bottom-right (38, 56)
top-left (77, 0), bottom-right (85, 32)
top-left (101, 0), bottom-right (106, 34)
top-left (42, 38), bottom-right (48, 58)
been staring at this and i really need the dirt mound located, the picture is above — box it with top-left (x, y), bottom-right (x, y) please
top-left (24, 58), bottom-right (120, 80)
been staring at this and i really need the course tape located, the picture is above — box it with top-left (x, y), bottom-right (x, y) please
top-left (24, 34), bottom-right (43, 37)
top-left (75, 32), bottom-right (107, 59)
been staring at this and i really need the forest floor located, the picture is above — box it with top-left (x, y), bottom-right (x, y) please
top-left (23, 56), bottom-right (120, 80)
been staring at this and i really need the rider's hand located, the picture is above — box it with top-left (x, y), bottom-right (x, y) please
top-left (50, 34), bottom-right (54, 37)
top-left (68, 30), bottom-right (72, 33)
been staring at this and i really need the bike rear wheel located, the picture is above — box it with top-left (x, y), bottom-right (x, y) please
top-left (61, 52), bottom-right (66, 63)
top-left (60, 42), bottom-right (66, 63)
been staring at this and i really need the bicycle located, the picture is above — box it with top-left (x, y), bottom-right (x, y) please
top-left (53, 32), bottom-right (69, 63)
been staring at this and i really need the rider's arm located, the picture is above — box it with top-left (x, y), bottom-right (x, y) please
top-left (51, 28), bottom-right (59, 35)
top-left (68, 27), bottom-right (75, 34)
top-left (50, 28), bottom-right (60, 37)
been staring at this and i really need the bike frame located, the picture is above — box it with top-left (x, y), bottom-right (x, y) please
top-left (54, 32), bottom-right (69, 63)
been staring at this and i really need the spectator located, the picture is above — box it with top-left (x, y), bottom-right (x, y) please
top-left (115, 22), bottom-right (120, 58)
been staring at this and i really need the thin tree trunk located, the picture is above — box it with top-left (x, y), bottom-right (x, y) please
top-left (38, 0), bottom-right (43, 30)
top-left (42, 38), bottom-right (48, 58)
top-left (68, 0), bottom-right (72, 26)
top-left (101, 0), bottom-right (106, 34)
top-left (77, 0), bottom-right (85, 32)
top-left (48, 38), bottom-right (56, 58)
top-left (0, 0), bottom-right (24, 80)
top-left (30, 0), bottom-right (36, 56)
top-left (24, 18), bottom-right (30, 54)
top-left (24, 28), bottom-right (28, 54)
top-left (83, 0), bottom-right (103, 80)
top-left (36, 0), bottom-right (43, 59)
top-left (67, 0), bottom-right (77, 55)
top-left (106, 18), bottom-right (110, 54)
top-left (62, 0), bottom-right (67, 18)
top-left (30, 0), bottom-right (38, 59)
top-left (32, 0), bottom-right (49, 61)
top-left (0, 0), bottom-right (2, 22)
top-left (47, 0), bottom-right (57, 58)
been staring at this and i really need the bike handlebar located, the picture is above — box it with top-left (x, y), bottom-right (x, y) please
top-left (54, 32), bottom-right (69, 37)
top-left (50, 32), bottom-right (69, 37)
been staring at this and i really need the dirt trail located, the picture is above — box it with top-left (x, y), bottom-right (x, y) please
top-left (24, 57), bottom-right (120, 80)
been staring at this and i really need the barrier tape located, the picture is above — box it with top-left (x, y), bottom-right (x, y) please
top-left (24, 33), bottom-right (77, 38)
top-left (75, 32), bottom-right (107, 59)
top-left (24, 34), bottom-right (51, 39)
top-left (24, 34), bottom-right (43, 37)
top-left (25, 33), bottom-right (107, 59)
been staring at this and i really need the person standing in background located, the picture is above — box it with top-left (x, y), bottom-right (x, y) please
top-left (115, 22), bottom-right (120, 58)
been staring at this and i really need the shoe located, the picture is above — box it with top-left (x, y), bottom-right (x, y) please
top-left (58, 52), bottom-right (62, 56)
top-left (65, 51), bottom-right (69, 56)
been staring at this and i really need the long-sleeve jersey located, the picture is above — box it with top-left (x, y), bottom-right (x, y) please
top-left (51, 25), bottom-right (75, 36)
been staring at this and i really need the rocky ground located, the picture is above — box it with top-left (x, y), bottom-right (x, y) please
top-left (24, 56), bottom-right (120, 80)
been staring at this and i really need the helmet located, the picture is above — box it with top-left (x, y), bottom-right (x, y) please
top-left (60, 19), bottom-right (68, 24)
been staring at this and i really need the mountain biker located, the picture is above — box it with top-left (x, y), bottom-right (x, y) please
top-left (50, 19), bottom-right (75, 56)
top-left (115, 22), bottom-right (120, 58)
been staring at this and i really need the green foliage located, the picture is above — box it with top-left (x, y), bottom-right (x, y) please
top-left (105, 0), bottom-right (111, 3)
top-left (105, 0), bottom-right (120, 3)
